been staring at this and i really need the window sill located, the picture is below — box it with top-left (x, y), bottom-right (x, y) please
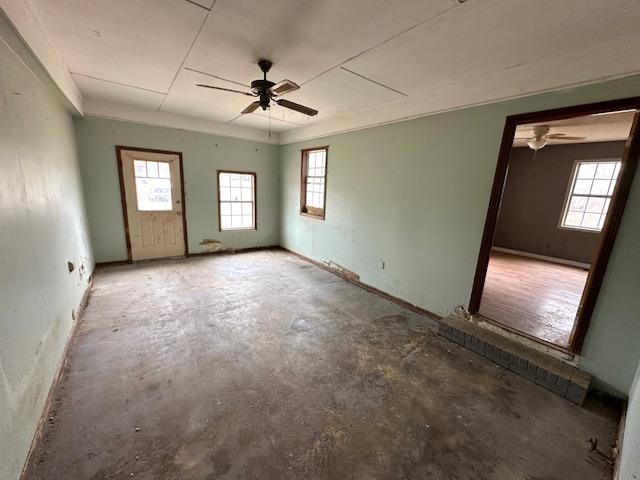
top-left (300, 211), bottom-right (325, 221)
top-left (219, 227), bottom-right (257, 232)
top-left (557, 225), bottom-right (602, 234)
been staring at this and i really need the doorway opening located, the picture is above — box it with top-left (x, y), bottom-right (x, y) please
top-left (116, 146), bottom-right (188, 262)
top-left (470, 98), bottom-right (640, 353)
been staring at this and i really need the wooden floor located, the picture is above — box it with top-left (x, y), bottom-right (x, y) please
top-left (479, 251), bottom-right (589, 348)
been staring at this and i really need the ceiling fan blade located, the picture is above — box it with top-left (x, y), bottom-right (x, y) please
top-left (269, 79), bottom-right (300, 96)
top-left (241, 101), bottom-right (261, 114)
top-left (196, 84), bottom-right (254, 97)
top-left (276, 99), bottom-right (318, 116)
top-left (546, 134), bottom-right (587, 140)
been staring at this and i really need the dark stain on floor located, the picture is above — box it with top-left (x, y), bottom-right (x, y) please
top-left (24, 251), bottom-right (618, 480)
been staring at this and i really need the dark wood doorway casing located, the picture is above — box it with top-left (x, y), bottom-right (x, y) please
top-left (115, 146), bottom-right (189, 263)
top-left (469, 97), bottom-right (640, 354)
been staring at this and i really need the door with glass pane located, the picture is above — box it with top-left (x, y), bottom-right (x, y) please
top-left (119, 148), bottom-right (185, 261)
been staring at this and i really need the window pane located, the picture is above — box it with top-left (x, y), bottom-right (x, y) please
top-left (573, 179), bottom-right (592, 194)
top-left (595, 163), bottom-right (616, 179)
top-left (220, 202), bottom-right (231, 215)
top-left (568, 195), bottom-right (587, 212)
top-left (241, 175), bottom-right (251, 187)
top-left (219, 173), bottom-right (231, 187)
top-left (231, 203), bottom-right (242, 215)
top-left (146, 161), bottom-right (159, 178)
top-left (591, 179), bottom-right (610, 195)
top-left (241, 187), bottom-right (252, 201)
top-left (135, 178), bottom-right (172, 211)
top-left (242, 203), bottom-right (252, 215)
top-left (230, 187), bottom-right (242, 201)
top-left (134, 160), bottom-right (147, 177)
top-left (221, 215), bottom-right (232, 229)
top-left (220, 187), bottom-right (231, 201)
top-left (608, 179), bottom-right (617, 195)
top-left (577, 163), bottom-right (597, 179)
top-left (230, 174), bottom-right (242, 187)
top-left (564, 211), bottom-right (583, 227)
top-left (241, 215), bottom-right (252, 228)
top-left (158, 162), bottom-right (171, 179)
top-left (231, 215), bottom-right (242, 228)
top-left (582, 213), bottom-right (600, 229)
top-left (585, 197), bottom-right (605, 214)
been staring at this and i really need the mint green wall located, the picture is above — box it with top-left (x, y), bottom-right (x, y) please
top-left (74, 117), bottom-right (280, 262)
top-left (619, 361), bottom-right (640, 479)
top-left (280, 75), bottom-right (640, 396)
top-left (0, 16), bottom-right (93, 479)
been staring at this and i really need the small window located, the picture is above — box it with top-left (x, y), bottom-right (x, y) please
top-left (217, 171), bottom-right (256, 231)
top-left (133, 159), bottom-right (172, 211)
top-left (300, 147), bottom-right (328, 219)
top-left (560, 160), bottom-right (621, 232)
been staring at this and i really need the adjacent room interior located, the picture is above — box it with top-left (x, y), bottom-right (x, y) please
top-left (478, 110), bottom-right (635, 349)
top-left (2, 1), bottom-right (640, 479)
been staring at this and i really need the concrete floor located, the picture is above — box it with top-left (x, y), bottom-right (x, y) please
top-left (25, 251), bottom-right (617, 480)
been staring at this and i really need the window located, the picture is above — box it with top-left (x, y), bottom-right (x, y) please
top-left (217, 171), bottom-right (256, 231)
top-left (300, 147), bottom-right (328, 219)
top-left (560, 160), bottom-right (621, 232)
top-left (134, 159), bottom-right (172, 211)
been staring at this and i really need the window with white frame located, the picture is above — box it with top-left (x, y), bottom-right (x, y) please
top-left (218, 171), bottom-right (256, 231)
top-left (560, 160), bottom-right (621, 232)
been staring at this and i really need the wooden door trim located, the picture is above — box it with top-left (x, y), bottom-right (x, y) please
top-left (469, 96), bottom-right (640, 353)
top-left (115, 146), bottom-right (189, 262)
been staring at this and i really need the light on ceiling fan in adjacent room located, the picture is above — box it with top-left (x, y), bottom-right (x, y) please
top-left (527, 138), bottom-right (548, 151)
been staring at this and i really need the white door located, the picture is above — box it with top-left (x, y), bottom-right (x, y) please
top-left (120, 149), bottom-right (186, 261)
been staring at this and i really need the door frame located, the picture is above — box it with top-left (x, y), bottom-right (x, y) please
top-left (469, 96), bottom-right (640, 353)
top-left (115, 146), bottom-right (189, 262)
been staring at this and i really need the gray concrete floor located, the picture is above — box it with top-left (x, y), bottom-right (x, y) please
top-left (25, 251), bottom-right (618, 479)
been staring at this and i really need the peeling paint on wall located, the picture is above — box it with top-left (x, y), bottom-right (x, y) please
top-left (199, 238), bottom-right (223, 253)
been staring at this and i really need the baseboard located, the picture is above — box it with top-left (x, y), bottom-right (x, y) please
top-left (492, 246), bottom-right (591, 270)
top-left (187, 245), bottom-right (281, 257)
top-left (95, 259), bottom-right (130, 267)
top-left (20, 276), bottom-right (93, 479)
top-left (95, 246), bottom-right (282, 268)
top-left (280, 246), bottom-right (441, 322)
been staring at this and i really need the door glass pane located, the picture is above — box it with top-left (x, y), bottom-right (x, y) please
top-left (136, 178), bottom-right (172, 211)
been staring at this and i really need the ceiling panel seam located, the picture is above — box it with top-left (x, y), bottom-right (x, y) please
top-left (157, 0), bottom-right (216, 111)
top-left (184, 67), bottom-right (249, 88)
top-left (339, 67), bottom-right (408, 97)
top-left (183, 0), bottom-right (212, 12)
top-left (300, 3), bottom-right (459, 87)
top-left (71, 72), bottom-right (166, 95)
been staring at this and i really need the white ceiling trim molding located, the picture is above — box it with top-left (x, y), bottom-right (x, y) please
top-left (279, 72), bottom-right (640, 146)
top-left (83, 100), bottom-right (280, 145)
top-left (0, 0), bottom-right (82, 113)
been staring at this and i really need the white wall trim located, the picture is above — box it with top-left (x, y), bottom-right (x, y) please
top-left (0, 0), bottom-right (83, 113)
top-left (492, 246), bottom-right (591, 270)
top-left (83, 100), bottom-right (280, 145)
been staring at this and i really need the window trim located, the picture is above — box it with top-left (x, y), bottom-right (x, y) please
top-left (300, 146), bottom-right (329, 220)
top-left (216, 169), bottom-right (257, 232)
top-left (558, 158), bottom-right (621, 233)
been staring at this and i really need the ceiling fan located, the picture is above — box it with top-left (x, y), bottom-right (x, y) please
top-left (515, 125), bottom-right (586, 151)
top-left (196, 59), bottom-right (318, 117)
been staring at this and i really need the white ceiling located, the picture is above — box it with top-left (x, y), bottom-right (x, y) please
top-left (15, 0), bottom-right (640, 143)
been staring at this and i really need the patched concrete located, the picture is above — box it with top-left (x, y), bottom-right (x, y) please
top-left (24, 251), bottom-right (618, 479)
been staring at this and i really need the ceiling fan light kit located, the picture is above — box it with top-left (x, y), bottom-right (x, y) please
top-left (196, 59), bottom-right (319, 117)
top-left (516, 124), bottom-right (587, 151)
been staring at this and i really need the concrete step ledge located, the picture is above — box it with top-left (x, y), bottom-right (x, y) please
top-left (438, 315), bottom-right (590, 405)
